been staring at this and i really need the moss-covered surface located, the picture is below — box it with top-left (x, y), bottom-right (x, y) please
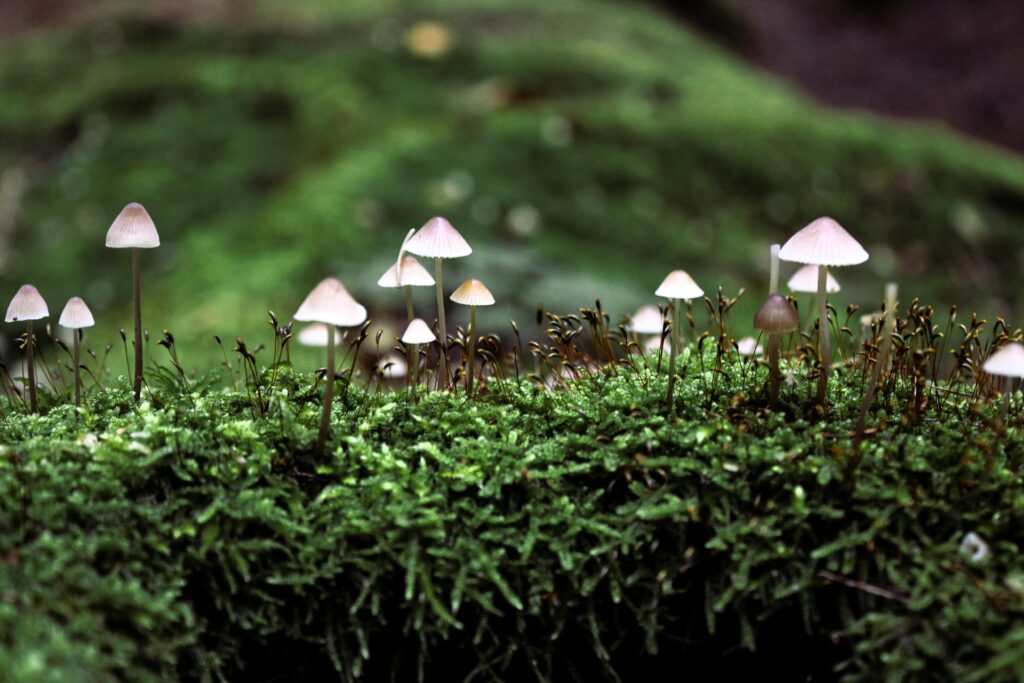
top-left (2, 0), bottom-right (1024, 367)
top-left (1, 350), bottom-right (1023, 681)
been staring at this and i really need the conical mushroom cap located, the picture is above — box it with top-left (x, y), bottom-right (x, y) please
top-left (402, 318), bottom-right (436, 344)
top-left (297, 322), bottom-right (345, 347)
top-left (655, 270), bottom-right (703, 300)
top-left (377, 255), bottom-right (435, 288)
top-left (787, 264), bottom-right (841, 294)
top-left (629, 305), bottom-right (664, 335)
top-left (58, 297), bottom-right (95, 329)
top-left (294, 277), bottom-right (367, 327)
top-left (5, 285), bottom-right (48, 322)
top-left (403, 216), bottom-right (472, 259)
top-left (754, 294), bottom-right (800, 334)
top-left (983, 342), bottom-right (1024, 379)
top-left (105, 202), bottom-right (160, 249)
top-left (778, 217), bottom-right (868, 267)
top-left (450, 278), bottom-right (495, 306)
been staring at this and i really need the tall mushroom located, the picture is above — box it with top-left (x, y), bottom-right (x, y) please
top-left (58, 297), bottom-right (95, 407)
top-left (294, 277), bottom-right (367, 457)
top-left (5, 285), bottom-right (48, 413)
top-left (656, 269), bottom-right (704, 413)
top-left (377, 229), bottom-right (435, 324)
top-left (450, 278), bottom-right (495, 397)
top-left (401, 318), bottom-right (436, 402)
top-left (778, 217), bottom-right (868, 406)
top-left (982, 342), bottom-right (1024, 425)
top-left (105, 202), bottom-right (160, 402)
top-left (402, 217), bottom-right (472, 389)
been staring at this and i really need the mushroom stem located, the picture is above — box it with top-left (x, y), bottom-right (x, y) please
top-left (410, 343), bottom-right (420, 403)
top-left (74, 330), bottom-right (82, 407)
top-left (769, 244), bottom-right (780, 294)
top-left (467, 305), bottom-right (477, 397)
top-left (404, 286), bottom-right (414, 325)
top-left (434, 257), bottom-right (448, 389)
top-left (26, 320), bottom-right (37, 413)
top-left (1000, 378), bottom-right (1009, 427)
top-left (671, 299), bottom-right (682, 355)
top-left (315, 324), bottom-right (336, 458)
top-left (666, 298), bottom-right (680, 414)
top-left (817, 264), bottom-right (830, 405)
top-left (132, 247), bottom-right (143, 402)
top-left (768, 332), bottom-right (780, 407)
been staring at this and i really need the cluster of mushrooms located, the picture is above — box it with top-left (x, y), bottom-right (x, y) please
top-left (7, 208), bottom-right (1024, 451)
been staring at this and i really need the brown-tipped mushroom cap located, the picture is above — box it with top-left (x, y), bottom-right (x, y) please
top-left (655, 270), bottom-right (704, 300)
top-left (778, 216), bottom-right (868, 267)
top-left (403, 216), bottom-right (472, 259)
top-left (787, 264), bottom-right (841, 294)
top-left (983, 342), bottom-right (1024, 379)
top-left (58, 297), bottom-right (95, 329)
top-left (377, 255), bottom-right (435, 288)
top-left (5, 285), bottom-right (48, 322)
top-left (402, 318), bottom-right (436, 345)
top-left (629, 305), bottom-right (664, 335)
top-left (105, 202), bottom-right (160, 249)
top-left (754, 294), bottom-right (800, 334)
top-left (450, 278), bottom-right (495, 306)
top-left (294, 277), bottom-right (367, 327)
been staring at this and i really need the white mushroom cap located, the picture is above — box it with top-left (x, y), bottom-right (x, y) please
top-left (736, 336), bottom-right (763, 357)
top-left (777, 216), bottom-right (868, 267)
top-left (983, 342), bottom-right (1024, 379)
top-left (297, 322), bottom-right (345, 347)
top-left (105, 202), bottom-right (160, 249)
top-left (294, 277), bottom-right (368, 327)
top-left (58, 297), bottom-right (95, 329)
top-left (655, 270), bottom-right (704, 300)
top-left (377, 255), bottom-right (435, 288)
top-left (402, 318), bottom-right (436, 344)
top-left (5, 285), bottom-right (48, 322)
top-left (450, 278), bottom-right (495, 306)
top-left (629, 305), bottom-right (664, 335)
top-left (787, 264), bottom-right (841, 294)
top-left (379, 352), bottom-right (408, 379)
top-left (403, 216), bottom-right (472, 259)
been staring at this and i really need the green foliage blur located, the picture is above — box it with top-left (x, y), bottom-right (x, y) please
top-left (1, 0), bottom-right (1024, 370)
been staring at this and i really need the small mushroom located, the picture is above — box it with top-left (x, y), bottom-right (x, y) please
top-left (377, 229), bottom-right (436, 323)
top-left (754, 294), bottom-right (799, 407)
top-left (296, 322), bottom-right (346, 348)
top-left (58, 297), bottom-right (95, 407)
top-left (403, 217), bottom-right (472, 389)
top-left (450, 278), bottom-right (495, 397)
top-left (629, 305), bottom-right (665, 354)
top-left (655, 269), bottom-right (704, 413)
top-left (5, 285), bottom-right (48, 412)
top-left (787, 264), bottom-right (841, 294)
top-left (982, 341), bottom-right (1024, 424)
top-left (778, 217), bottom-right (868, 406)
top-left (401, 318), bottom-right (437, 401)
top-left (105, 202), bottom-right (160, 402)
top-left (294, 277), bottom-right (368, 457)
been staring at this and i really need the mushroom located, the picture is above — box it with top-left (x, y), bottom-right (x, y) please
top-left (401, 318), bottom-right (436, 401)
top-left (296, 322), bottom-right (346, 348)
top-left (778, 217), bottom-right (868, 405)
top-left (379, 352), bottom-right (408, 380)
top-left (377, 229), bottom-right (435, 323)
top-left (787, 264), bottom-right (841, 294)
top-left (629, 305), bottom-right (664, 352)
top-left (58, 297), bottom-right (95, 407)
top-left (736, 336), bottom-right (763, 357)
top-left (5, 285), bottom-right (48, 412)
top-left (105, 202), bottom-right (160, 402)
top-left (655, 270), bottom-right (704, 413)
top-left (982, 341), bottom-right (1024, 425)
top-left (450, 278), bottom-right (495, 397)
top-left (754, 294), bottom-right (799, 407)
top-left (402, 216), bottom-right (472, 389)
top-left (294, 277), bottom-right (368, 457)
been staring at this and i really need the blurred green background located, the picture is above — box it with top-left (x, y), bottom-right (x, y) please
top-left (2, 0), bottom-right (1024, 371)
